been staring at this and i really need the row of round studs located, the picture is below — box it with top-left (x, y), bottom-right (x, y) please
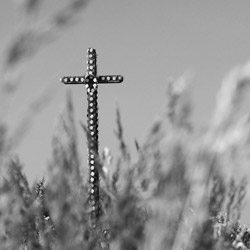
top-left (61, 75), bottom-right (123, 83)
top-left (86, 86), bottom-right (99, 223)
top-left (62, 77), bottom-right (85, 83)
top-left (86, 55), bottom-right (97, 76)
top-left (99, 75), bottom-right (123, 82)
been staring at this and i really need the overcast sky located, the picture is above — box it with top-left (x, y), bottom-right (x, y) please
top-left (1, 0), bottom-right (250, 220)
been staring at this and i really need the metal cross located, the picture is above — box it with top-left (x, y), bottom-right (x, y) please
top-left (60, 48), bottom-right (123, 227)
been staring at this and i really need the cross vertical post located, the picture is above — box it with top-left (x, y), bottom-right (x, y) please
top-left (60, 48), bottom-right (123, 228)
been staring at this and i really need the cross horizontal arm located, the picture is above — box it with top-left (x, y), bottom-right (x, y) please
top-left (98, 75), bottom-right (123, 83)
top-left (60, 76), bottom-right (85, 84)
top-left (60, 75), bottom-right (123, 85)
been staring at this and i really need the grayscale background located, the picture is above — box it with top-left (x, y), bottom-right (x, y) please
top-left (0, 0), bottom-right (250, 221)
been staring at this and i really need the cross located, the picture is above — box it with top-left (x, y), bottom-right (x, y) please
top-left (60, 48), bottom-right (123, 227)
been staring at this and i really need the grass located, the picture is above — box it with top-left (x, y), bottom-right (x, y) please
top-left (1, 67), bottom-right (250, 249)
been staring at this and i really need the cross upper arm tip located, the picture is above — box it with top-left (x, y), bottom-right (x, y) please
top-left (88, 48), bottom-right (96, 54)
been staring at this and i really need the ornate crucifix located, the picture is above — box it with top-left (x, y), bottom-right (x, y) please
top-left (60, 48), bottom-right (123, 227)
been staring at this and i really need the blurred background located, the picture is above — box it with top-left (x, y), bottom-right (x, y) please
top-left (0, 0), bottom-right (250, 220)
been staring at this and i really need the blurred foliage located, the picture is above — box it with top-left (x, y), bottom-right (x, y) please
top-left (1, 1), bottom-right (250, 250)
top-left (1, 66), bottom-right (250, 249)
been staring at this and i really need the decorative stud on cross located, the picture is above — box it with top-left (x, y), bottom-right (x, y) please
top-left (60, 48), bottom-right (123, 227)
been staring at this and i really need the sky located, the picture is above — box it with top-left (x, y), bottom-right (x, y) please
top-left (0, 0), bottom-right (250, 220)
